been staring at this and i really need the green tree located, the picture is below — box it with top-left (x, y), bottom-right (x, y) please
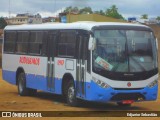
top-left (79, 7), bottom-right (93, 14)
top-left (141, 14), bottom-right (148, 19)
top-left (72, 7), bottom-right (79, 13)
top-left (94, 10), bottom-right (105, 16)
top-left (64, 6), bottom-right (73, 13)
top-left (156, 16), bottom-right (160, 21)
top-left (0, 17), bottom-right (7, 29)
top-left (105, 5), bottom-right (124, 19)
top-left (64, 6), bottom-right (93, 14)
top-left (64, 6), bottom-right (79, 13)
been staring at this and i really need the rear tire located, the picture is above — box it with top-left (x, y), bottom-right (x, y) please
top-left (18, 72), bottom-right (36, 96)
top-left (66, 80), bottom-right (78, 106)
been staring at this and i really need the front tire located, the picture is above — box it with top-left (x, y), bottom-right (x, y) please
top-left (66, 81), bottom-right (78, 106)
top-left (18, 72), bottom-right (36, 96)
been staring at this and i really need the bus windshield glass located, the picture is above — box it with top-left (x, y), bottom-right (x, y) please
top-left (93, 30), bottom-right (157, 73)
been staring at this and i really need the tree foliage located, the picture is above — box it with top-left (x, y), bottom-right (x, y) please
top-left (64, 6), bottom-right (71, 13)
top-left (0, 17), bottom-right (7, 29)
top-left (141, 14), bottom-right (148, 19)
top-left (63, 5), bottom-right (124, 19)
top-left (64, 6), bottom-right (79, 13)
top-left (64, 6), bottom-right (93, 14)
top-left (156, 16), bottom-right (160, 21)
top-left (79, 7), bottom-right (93, 14)
top-left (105, 5), bottom-right (124, 19)
top-left (94, 10), bottom-right (105, 16)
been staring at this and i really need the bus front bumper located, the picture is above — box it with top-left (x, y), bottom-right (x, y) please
top-left (84, 81), bottom-right (158, 103)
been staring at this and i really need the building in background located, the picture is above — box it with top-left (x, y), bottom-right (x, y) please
top-left (59, 12), bottom-right (68, 23)
top-left (128, 17), bottom-right (137, 23)
top-left (137, 18), bottom-right (150, 24)
top-left (65, 13), bottom-right (125, 23)
top-left (149, 18), bottom-right (159, 24)
top-left (5, 13), bottom-right (42, 25)
top-left (42, 17), bottom-right (59, 23)
top-left (42, 13), bottom-right (125, 23)
top-left (128, 17), bottom-right (158, 25)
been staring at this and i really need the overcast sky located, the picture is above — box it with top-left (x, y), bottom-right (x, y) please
top-left (0, 0), bottom-right (160, 18)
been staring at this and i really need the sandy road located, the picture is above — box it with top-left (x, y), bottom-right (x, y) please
top-left (0, 69), bottom-right (160, 120)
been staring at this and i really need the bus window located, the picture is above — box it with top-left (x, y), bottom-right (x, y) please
top-left (58, 31), bottom-right (76, 57)
top-left (41, 31), bottom-right (48, 56)
top-left (4, 31), bottom-right (16, 53)
top-left (16, 31), bottom-right (29, 53)
top-left (29, 31), bottom-right (44, 55)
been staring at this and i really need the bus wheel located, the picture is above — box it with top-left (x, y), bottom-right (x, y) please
top-left (66, 81), bottom-right (78, 106)
top-left (117, 102), bottom-right (132, 107)
top-left (18, 72), bottom-right (37, 96)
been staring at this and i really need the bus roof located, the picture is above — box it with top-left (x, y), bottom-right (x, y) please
top-left (4, 21), bottom-right (150, 31)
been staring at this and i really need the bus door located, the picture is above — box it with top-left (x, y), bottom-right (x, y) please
top-left (47, 33), bottom-right (56, 92)
top-left (76, 33), bottom-right (88, 97)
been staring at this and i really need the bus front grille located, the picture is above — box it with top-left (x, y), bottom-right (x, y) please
top-left (111, 93), bottom-right (145, 101)
top-left (113, 88), bottom-right (143, 90)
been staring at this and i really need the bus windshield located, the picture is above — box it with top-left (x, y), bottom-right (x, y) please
top-left (93, 30), bottom-right (157, 74)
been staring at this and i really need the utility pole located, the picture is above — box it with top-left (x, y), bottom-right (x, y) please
top-left (54, 0), bottom-right (57, 17)
top-left (9, 0), bottom-right (11, 18)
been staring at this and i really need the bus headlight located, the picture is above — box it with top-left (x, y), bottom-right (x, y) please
top-left (148, 80), bottom-right (158, 88)
top-left (92, 77), bottom-right (110, 89)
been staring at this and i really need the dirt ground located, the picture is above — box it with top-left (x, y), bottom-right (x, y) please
top-left (0, 25), bottom-right (160, 120)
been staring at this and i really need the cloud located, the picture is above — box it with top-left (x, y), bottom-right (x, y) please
top-left (0, 12), bottom-right (16, 18)
top-left (37, 11), bottom-right (55, 18)
top-left (38, 7), bottom-right (66, 17)
top-left (91, 0), bottom-right (159, 19)
top-left (0, 0), bottom-right (159, 18)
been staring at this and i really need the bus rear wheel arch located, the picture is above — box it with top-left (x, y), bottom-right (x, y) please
top-left (17, 70), bottom-right (37, 96)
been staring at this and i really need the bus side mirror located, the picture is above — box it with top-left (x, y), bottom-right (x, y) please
top-left (88, 36), bottom-right (96, 50)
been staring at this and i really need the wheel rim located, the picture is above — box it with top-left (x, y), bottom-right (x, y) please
top-left (68, 86), bottom-right (75, 103)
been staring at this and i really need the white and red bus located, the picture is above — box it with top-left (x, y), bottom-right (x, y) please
top-left (2, 22), bottom-right (158, 106)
